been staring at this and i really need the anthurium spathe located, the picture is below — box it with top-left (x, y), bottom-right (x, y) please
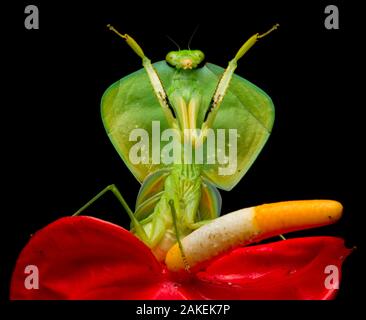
top-left (10, 214), bottom-right (350, 300)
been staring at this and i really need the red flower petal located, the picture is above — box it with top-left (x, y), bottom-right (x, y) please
top-left (10, 216), bottom-right (163, 299)
top-left (10, 217), bottom-right (350, 300)
top-left (190, 237), bottom-right (351, 300)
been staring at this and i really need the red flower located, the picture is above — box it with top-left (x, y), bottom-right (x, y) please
top-left (10, 216), bottom-right (350, 300)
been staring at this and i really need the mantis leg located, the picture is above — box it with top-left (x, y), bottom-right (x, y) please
top-left (202, 24), bottom-right (279, 133)
top-left (73, 184), bottom-right (150, 244)
top-left (169, 200), bottom-right (191, 271)
top-left (107, 25), bottom-right (178, 130)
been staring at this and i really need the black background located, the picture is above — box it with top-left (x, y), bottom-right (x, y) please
top-left (1, 0), bottom-right (364, 311)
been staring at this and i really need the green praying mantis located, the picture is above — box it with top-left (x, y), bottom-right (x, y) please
top-left (74, 24), bottom-right (278, 263)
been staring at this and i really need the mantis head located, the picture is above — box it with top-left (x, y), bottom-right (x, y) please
top-left (166, 50), bottom-right (205, 69)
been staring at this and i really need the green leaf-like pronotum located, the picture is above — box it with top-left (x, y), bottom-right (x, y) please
top-left (102, 62), bottom-right (274, 190)
top-left (102, 66), bottom-right (175, 183)
top-left (199, 63), bottom-right (274, 190)
top-left (100, 24), bottom-right (278, 259)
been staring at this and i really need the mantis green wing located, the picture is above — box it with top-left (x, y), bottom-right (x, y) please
top-left (101, 63), bottom-right (176, 183)
top-left (201, 63), bottom-right (275, 191)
